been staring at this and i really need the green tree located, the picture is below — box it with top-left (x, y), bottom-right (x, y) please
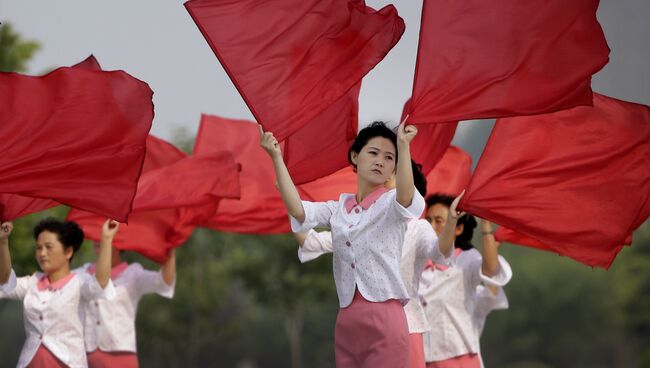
top-left (228, 232), bottom-right (335, 368)
top-left (0, 22), bottom-right (40, 73)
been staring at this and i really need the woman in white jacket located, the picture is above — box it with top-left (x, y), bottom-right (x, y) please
top-left (0, 218), bottom-right (116, 368)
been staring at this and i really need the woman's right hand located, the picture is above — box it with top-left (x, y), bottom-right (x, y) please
top-left (259, 125), bottom-right (282, 159)
top-left (0, 222), bottom-right (13, 240)
top-left (101, 219), bottom-right (119, 241)
top-left (449, 191), bottom-right (466, 220)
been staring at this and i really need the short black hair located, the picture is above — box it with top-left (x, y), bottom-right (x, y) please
top-left (426, 193), bottom-right (476, 250)
top-left (33, 218), bottom-right (84, 261)
top-left (412, 160), bottom-right (427, 198)
top-left (426, 193), bottom-right (454, 209)
top-left (348, 121), bottom-right (398, 172)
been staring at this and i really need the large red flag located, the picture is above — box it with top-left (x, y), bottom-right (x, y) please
top-left (407, 0), bottom-right (610, 124)
top-left (283, 83), bottom-right (360, 184)
top-left (185, 0), bottom-right (404, 141)
top-left (426, 146), bottom-right (472, 197)
top-left (0, 55), bottom-right (144, 222)
top-left (194, 115), bottom-right (291, 233)
top-left (0, 60), bottom-right (153, 222)
top-left (68, 138), bottom-right (241, 263)
top-left (460, 93), bottom-right (650, 268)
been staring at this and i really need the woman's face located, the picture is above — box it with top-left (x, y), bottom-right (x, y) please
top-left (426, 203), bottom-right (449, 236)
top-left (35, 231), bottom-right (72, 274)
top-left (351, 137), bottom-right (396, 186)
top-left (425, 203), bottom-right (464, 238)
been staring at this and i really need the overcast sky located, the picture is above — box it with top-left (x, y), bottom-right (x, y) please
top-left (1, 0), bottom-right (648, 162)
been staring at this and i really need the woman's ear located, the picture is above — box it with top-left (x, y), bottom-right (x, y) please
top-left (455, 223), bottom-right (464, 237)
top-left (65, 246), bottom-right (74, 261)
top-left (350, 151), bottom-right (358, 166)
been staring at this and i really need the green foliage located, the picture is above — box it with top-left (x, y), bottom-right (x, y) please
top-left (0, 23), bottom-right (40, 73)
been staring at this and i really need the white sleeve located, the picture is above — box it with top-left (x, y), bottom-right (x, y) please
top-left (416, 220), bottom-right (451, 266)
top-left (298, 230), bottom-right (334, 263)
top-left (289, 200), bottom-right (338, 232)
top-left (81, 272), bottom-right (116, 301)
top-left (389, 188), bottom-right (425, 221)
top-left (479, 255), bottom-right (513, 288)
top-left (132, 264), bottom-right (175, 299)
top-left (0, 270), bottom-right (35, 300)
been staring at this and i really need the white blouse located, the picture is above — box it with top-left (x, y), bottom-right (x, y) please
top-left (298, 218), bottom-right (450, 332)
top-left (290, 188), bottom-right (425, 308)
top-left (78, 262), bottom-right (175, 353)
top-left (474, 284), bottom-right (509, 368)
top-left (419, 249), bottom-right (512, 362)
top-left (0, 269), bottom-right (115, 368)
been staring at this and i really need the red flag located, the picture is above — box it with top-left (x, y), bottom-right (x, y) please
top-left (0, 60), bottom-right (153, 222)
top-left (185, 0), bottom-right (404, 141)
top-left (284, 83), bottom-right (360, 184)
top-left (300, 166), bottom-right (358, 202)
top-left (401, 99), bottom-right (458, 175)
top-left (494, 227), bottom-right (632, 262)
top-left (194, 115), bottom-right (291, 233)
top-left (0, 195), bottom-right (58, 222)
top-left (68, 138), bottom-right (241, 263)
top-left (408, 0), bottom-right (610, 124)
top-left (460, 93), bottom-right (650, 268)
top-left (426, 146), bottom-right (472, 197)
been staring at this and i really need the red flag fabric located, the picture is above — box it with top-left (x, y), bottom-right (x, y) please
top-left (0, 60), bottom-right (153, 222)
top-left (194, 115), bottom-right (290, 233)
top-left (283, 83), bottom-right (360, 184)
top-left (0, 195), bottom-right (58, 222)
top-left (185, 0), bottom-right (404, 141)
top-left (71, 55), bottom-right (102, 70)
top-left (195, 114), bottom-right (363, 233)
top-left (407, 0), bottom-right (610, 124)
top-left (426, 146), bottom-right (472, 197)
top-left (494, 227), bottom-right (632, 259)
top-left (300, 167), bottom-right (357, 202)
top-left (401, 98), bottom-right (458, 175)
top-left (68, 137), bottom-right (241, 263)
top-left (460, 93), bottom-right (650, 268)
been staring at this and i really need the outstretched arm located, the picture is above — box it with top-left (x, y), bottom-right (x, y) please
top-left (438, 192), bottom-right (465, 257)
top-left (395, 122), bottom-right (418, 208)
top-left (161, 249), bottom-right (176, 286)
top-left (96, 220), bottom-right (118, 288)
top-left (480, 219), bottom-right (500, 277)
top-left (259, 125), bottom-right (305, 223)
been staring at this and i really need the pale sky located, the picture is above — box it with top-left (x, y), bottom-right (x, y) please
top-left (1, 0), bottom-right (648, 160)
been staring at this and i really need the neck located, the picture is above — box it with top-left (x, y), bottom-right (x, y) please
top-left (48, 264), bottom-right (71, 283)
top-left (356, 177), bottom-right (383, 203)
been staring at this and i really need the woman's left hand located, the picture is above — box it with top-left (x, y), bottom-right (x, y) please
top-left (397, 122), bottom-right (418, 145)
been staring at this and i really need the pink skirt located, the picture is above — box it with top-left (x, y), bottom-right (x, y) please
top-left (426, 354), bottom-right (480, 368)
top-left (335, 290), bottom-right (409, 368)
top-left (87, 349), bottom-right (139, 368)
top-left (28, 345), bottom-right (67, 368)
top-left (409, 333), bottom-right (426, 368)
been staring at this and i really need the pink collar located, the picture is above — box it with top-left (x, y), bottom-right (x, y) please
top-left (86, 262), bottom-right (129, 279)
top-left (36, 272), bottom-right (76, 292)
top-left (344, 187), bottom-right (389, 213)
top-left (425, 248), bottom-right (463, 271)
